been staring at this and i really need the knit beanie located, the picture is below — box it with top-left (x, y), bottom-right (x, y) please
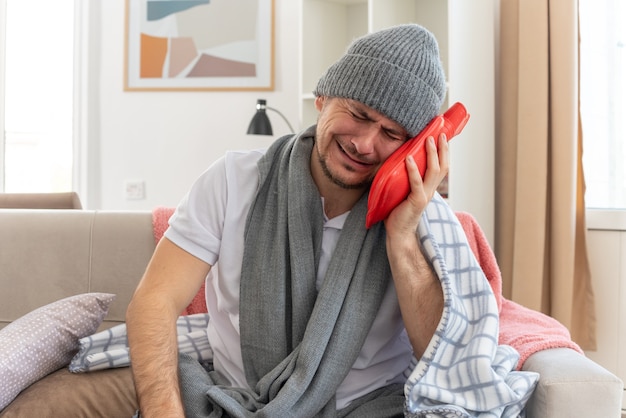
top-left (314, 24), bottom-right (447, 137)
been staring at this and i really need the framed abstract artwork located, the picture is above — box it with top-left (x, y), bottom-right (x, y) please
top-left (124, 0), bottom-right (274, 91)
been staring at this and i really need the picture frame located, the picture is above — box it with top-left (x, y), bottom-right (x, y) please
top-left (124, 0), bottom-right (274, 91)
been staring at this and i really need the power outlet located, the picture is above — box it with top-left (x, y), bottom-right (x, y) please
top-left (125, 180), bottom-right (145, 200)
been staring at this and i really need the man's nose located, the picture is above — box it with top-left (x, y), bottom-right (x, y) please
top-left (350, 129), bottom-right (378, 155)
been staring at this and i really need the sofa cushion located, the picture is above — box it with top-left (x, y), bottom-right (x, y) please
top-left (0, 367), bottom-right (137, 418)
top-left (0, 293), bottom-right (114, 411)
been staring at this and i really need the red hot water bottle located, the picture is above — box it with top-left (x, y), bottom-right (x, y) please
top-left (365, 102), bottom-right (470, 228)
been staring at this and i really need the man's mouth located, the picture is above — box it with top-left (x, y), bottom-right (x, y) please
top-left (336, 140), bottom-right (374, 169)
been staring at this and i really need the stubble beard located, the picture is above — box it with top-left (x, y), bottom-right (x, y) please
top-left (316, 144), bottom-right (373, 190)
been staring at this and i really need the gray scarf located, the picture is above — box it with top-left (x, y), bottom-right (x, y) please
top-left (179, 128), bottom-right (404, 417)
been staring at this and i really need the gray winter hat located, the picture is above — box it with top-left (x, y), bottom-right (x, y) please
top-left (314, 24), bottom-right (447, 137)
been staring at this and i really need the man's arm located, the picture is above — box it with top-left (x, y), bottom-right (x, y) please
top-left (384, 135), bottom-right (448, 358)
top-left (126, 237), bottom-right (211, 418)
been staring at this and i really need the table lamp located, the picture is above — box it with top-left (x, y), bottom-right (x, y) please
top-left (246, 99), bottom-right (294, 135)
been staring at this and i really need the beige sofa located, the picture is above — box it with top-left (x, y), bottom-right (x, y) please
top-left (0, 209), bottom-right (623, 417)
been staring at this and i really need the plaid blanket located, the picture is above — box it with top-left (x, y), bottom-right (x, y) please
top-left (69, 313), bottom-right (212, 373)
top-left (403, 195), bottom-right (538, 417)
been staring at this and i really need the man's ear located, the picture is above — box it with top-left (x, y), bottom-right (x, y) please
top-left (314, 95), bottom-right (325, 111)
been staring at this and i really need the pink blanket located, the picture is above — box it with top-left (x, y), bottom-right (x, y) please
top-left (455, 211), bottom-right (582, 367)
top-left (152, 207), bottom-right (582, 368)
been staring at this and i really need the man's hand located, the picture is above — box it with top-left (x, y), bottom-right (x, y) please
top-left (126, 238), bottom-right (210, 418)
top-left (384, 134), bottom-right (449, 234)
top-left (384, 134), bottom-right (448, 358)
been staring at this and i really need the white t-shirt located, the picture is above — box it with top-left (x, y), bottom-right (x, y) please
top-left (165, 148), bottom-right (413, 409)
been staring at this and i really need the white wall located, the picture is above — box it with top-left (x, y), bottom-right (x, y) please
top-left (84, 0), bottom-right (301, 210)
top-left (84, 0), bottom-right (495, 228)
top-left (446, 0), bottom-right (496, 244)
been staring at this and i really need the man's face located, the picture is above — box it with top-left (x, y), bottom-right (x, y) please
top-left (313, 96), bottom-right (409, 190)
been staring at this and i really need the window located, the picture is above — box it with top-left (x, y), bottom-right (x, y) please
top-left (579, 0), bottom-right (626, 209)
top-left (1, 0), bottom-right (75, 193)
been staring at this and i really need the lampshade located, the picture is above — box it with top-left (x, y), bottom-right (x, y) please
top-left (246, 99), bottom-right (295, 136)
top-left (246, 99), bottom-right (273, 135)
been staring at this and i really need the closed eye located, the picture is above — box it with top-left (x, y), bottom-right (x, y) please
top-left (350, 110), bottom-right (370, 122)
top-left (383, 128), bottom-right (406, 142)
top-left (344, 100), bottom-right (408, 141)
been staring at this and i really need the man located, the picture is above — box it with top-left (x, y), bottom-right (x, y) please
top-left (127, 23), bottom-right (449, 417)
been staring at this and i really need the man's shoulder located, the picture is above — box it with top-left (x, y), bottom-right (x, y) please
top-left (218, 148), bottom-right (267, 187)
top-left (223, 147), bottom-right (267, 167)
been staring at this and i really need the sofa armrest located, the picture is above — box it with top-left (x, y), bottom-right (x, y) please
top-left (522, 348), bottom-right (623, 418)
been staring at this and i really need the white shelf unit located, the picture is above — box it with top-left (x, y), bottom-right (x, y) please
top-left (300, 0), bottom-right (496, 243)
top-left (301, 0), bottom-right (450, 129)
